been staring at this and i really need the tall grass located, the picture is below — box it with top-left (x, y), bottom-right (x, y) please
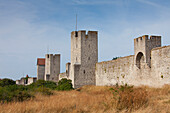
top-left (0, 85), bottom-right (170, 113)
top-left (110, 85), bottom-right (148, 112)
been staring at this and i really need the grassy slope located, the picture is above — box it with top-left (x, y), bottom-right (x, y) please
top-left (0, 85), bottom-right (170, 113)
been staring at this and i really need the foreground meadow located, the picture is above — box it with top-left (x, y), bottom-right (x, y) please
top-left (0, 85), bottom-right (170, 113)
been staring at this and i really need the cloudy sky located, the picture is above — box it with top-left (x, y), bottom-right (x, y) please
top-left (0, 0), bottom-right (170, 80)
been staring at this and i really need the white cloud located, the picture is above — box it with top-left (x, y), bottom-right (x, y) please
top-left (136, 0), bottom-right (161, 7)
top-left (72, 0), bottom-right (122, 5)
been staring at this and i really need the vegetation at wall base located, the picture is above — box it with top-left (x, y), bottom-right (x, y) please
top-left (0, 78), bottom-right (73, 103)
top-left (0, 85), bottom-right (33, 103)
top-left (0, 78), bottom-right (16, 87)
top-left (28, 80), bottom-right (57, 90)
top-left (110, 84), bottom-right (148, 112)
top-left (56, 78), bottom-right (73, 91)
top-left (1, 85), bottom-right (169, 113)
top-left (0, 78), bottom-right (169, 113)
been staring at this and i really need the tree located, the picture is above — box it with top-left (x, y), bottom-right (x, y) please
top-left (112, 57), bottom-right (120, 60)
top-left (0, 78), bottom-right (16, 87)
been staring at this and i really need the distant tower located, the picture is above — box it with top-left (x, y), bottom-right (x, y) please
top-left (69, 30), bottom-right (98, 88)
top-left (37, 58), bottom-right (45, 80)
top-left (44, 54), bottom-right (60, 82)
top-left (134, 35), bottom-right (161, 69)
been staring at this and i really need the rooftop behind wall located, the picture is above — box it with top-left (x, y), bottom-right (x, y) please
top-left (37, 58), bottom-right (45, 66)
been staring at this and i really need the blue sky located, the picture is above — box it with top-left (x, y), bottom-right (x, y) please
top-left (0, 0), bottom-right (170, 80)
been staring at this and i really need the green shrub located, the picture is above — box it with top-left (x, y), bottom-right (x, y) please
top-left (28, 80), bottom-right (57, 90)
top-left (112, 57), bottom-right (120, 60)
top-left (0, 85), bottom-right (33, 103)
top-left (12, 90), bottom-right (34, 102)
top-left (0, 78), bottom-right (16, 87)
top-left (35, 87), bottom-right (53, 95)
top-left (0, 80), bottom-right (58, 103)
top-left (56, 78), bottom-right (73, 91)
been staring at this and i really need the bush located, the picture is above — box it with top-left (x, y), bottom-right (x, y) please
top-left (0, 79), bottom-right (72, 103)
top-left (35, 87), bottom-right (53, 95)
top-left (110, 84), bottom-right (148, 111)
top-left (112, 57), bottom-right (120, 60)
top-left (0, 78), bottom-right (16, 87)
top-left (56, 78), bottom-right (73, 91)
top-left (0, 85), bottom-right (33, 103)
top-left (28, 80), bottom-right (57, 90)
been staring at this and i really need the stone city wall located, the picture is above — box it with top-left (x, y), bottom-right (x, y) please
top-left (96, 46), bottom-right (170, 87)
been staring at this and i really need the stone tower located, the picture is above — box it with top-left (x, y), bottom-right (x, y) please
top-left (37, 58), bottom-right (45, 80)
top-left (134, 35), bottom-right (161, 69)
top-left (69, 30), bottom-right (98, 88)
top-left (44, 54), bottom-right (60, 82)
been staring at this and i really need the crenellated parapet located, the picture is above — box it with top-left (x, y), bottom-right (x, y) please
top-left (148, 35), bottom-right (161, 48)
top-left (134, 35), bottom-right (161, 45)
top-left (134, 35), bottom-right (148, 43)
top-left (71, 30), bottom-right (98, 39)
top-left (134, 35), bottom-right (162, 68)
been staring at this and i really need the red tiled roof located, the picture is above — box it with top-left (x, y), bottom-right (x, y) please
top-left (37, 58), bottom-right (45, 65)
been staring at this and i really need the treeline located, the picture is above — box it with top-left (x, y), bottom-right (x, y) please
top-left (0, 78), bottom-right (73, 103)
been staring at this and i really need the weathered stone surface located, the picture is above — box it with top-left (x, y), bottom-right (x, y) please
top-left (37, 65), bottom-right (45, 80)
top-left (44, 54), bottom-right (60, 82)
top-left (69, 31), bottom-right (98, 88)
top-left (96, 35), bottom-right (170, 87)
top-left (35, 30), bottom-right (170, 88)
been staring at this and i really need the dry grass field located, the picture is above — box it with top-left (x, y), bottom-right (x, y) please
top-left (0, 85), bottom-right (170, 113)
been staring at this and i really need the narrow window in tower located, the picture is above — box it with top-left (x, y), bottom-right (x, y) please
top-left (84, 70), bottom-right (85, 74)
top-left (47, 54), bottom-right (49, 58)
top-left (76, 57), bottom-right (77, 62)
top-left (88, 57), bottom-right (90, 60)
top-left (75, 31), bottom-right (78, 37)
top-left (89, 44), bottom-right (90, 48)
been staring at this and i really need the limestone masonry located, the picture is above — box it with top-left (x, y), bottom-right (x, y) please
top-left (37, 54), bottom-right (60, 82)
top-left (59, 30), bottom-right (170, 88)
top-left (22, 30), bottom-right (170, 88)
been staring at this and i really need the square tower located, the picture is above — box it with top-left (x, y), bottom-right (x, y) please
top-left (44, 54), bottom-right (60, 82)
top-left (69, 30), bottom-right (98, 88)
top-left (134, 35), bottom-right (161, 68)
top-left (37, 58), bottom-right (45, 80)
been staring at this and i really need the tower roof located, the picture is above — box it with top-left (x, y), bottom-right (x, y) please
top-left (37, 58), bottom-right (45, 66)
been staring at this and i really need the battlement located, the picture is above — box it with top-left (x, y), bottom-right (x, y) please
top-left (134, 35), bottom-right (148, 42)
top-left (71, 30), bottom-right (98, 38)
top-left (54, 54), bottom-right (60, 57)
top-left (149, 35), bottom-right (161, 40)
top-left (45, 54), bottom-right (60, 58)
top-left (134, 35), bottom-right (161, 43)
